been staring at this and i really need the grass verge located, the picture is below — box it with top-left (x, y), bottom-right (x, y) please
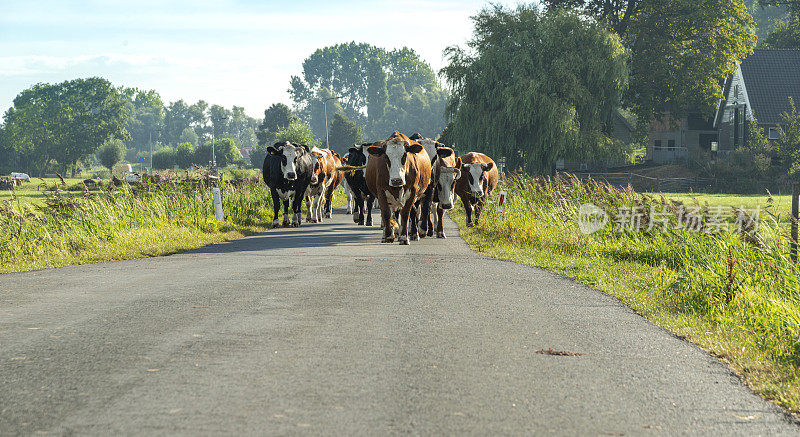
top-left (451, 174), bottom-right (800, 414)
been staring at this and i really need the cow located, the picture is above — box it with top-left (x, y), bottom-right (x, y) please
top-left (262, 141), bottom-right (315, 227)
top-left (430, 147), bottom-right (461, 238)
top-left (408, 133), bottom-right (447, 238)
top-left (323, 151), bottom-right (344, 218)
top-left (342, 152), bottom-right (355, 214)
top-left (305, 147), bottom-right (335, 223)
top-left (455, 152), bottom-right (499, 227)
top-left (344, 143), bottom-right (376, 226)
top-left (365, 132), bottom-right (431, 244)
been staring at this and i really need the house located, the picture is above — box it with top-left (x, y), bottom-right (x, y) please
top-left (646, 49), bottom-right (800, 164)
top-left (647, 111), bottom-right (718, 165)
top-left (715, 49), bottom-right (800, 153)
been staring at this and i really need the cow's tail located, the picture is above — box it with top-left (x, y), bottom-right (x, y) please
top-left (389, 217), bottom-right (399, 238)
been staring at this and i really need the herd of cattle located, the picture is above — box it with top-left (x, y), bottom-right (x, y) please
top-left (262, 131), bottom-right (499, 245)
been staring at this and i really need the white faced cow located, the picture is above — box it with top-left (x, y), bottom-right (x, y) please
top-left (262, 141), bottom-right (315, 227)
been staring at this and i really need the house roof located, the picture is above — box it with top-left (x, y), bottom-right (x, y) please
top-left (739, 49), bottom-right (800, 125)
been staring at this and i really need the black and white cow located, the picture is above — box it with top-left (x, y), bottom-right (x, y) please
top-left (344, 143), bottom-right (376, 226)
top-left (262, 141), bottom-right (315, 227)
top-left (408, 133), bottom-right (446, 238)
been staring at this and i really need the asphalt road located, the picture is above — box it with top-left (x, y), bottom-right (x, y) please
top-left (1, 209), bottom-right (797, 435)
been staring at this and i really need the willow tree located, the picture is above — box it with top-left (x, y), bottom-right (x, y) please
top-left (441, 5), bottom-right (630, 174)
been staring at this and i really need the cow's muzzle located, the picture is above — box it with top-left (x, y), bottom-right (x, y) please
top-left (471, 190), bottom-right (484, 198)
top-left (441, 203), bottom-right (453, 210)
top-left (286, 172), bottom-right (297, 180)
top-left (389, 178), bottom-right (403, 187)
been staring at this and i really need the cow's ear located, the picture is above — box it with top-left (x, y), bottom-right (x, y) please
top-left (453, 169), bottom-right (462, 180)
top-left (406, 143), bottom-right (424, 154)
top-left (483, 162), bottom-right (494, 172)
top-left (300, 144), bottom-right (310, 153)
top-left (267, 146), bottom-right (280, 156)
top-left (348, 147), bottom-right (360, 155)
top-left (436, 147), bottom-right (454, 158)
top-left (367, 145), bottom-right (385, 157)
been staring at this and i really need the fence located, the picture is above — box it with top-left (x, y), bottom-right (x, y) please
top-left (570, 172), bottom-right (714, 193)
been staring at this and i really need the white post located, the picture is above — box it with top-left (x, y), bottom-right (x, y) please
top-left (498, 190), bottom-right (507, 217)
top-left (212, 188), bottom-right (224, 221)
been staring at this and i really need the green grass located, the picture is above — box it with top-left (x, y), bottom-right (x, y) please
top-left (452, 175), bottom-right (800, 414)
top-left (1, 171), bottom-right (348, 274)
top-left (652, 192), bottom-right (793, 222)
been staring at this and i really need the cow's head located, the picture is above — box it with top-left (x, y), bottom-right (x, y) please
top-left (435, 148), bottom-right (460, 209)
top-left (310, 152), bottom-right (324, 185)
top-left (267, 141), bottom-right (303, 181)
top-left (462, 161), bottom-right (494, 197)
top-left (367, 132), bottom-right (423, 187)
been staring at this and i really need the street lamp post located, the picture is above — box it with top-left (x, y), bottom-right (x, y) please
top-left (323, 96), bottom-right (342, 148)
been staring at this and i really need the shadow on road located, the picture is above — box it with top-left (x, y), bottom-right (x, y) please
top-left (189, 219), bottom-right (382, 254)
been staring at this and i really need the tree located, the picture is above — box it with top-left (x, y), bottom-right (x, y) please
top-left (441, 5), bottom-right (630, 173)
top-left (289, 42), bottom-right (448, 139)
top-left (777, 98), bottom-right (800, 176)
top-left (152, 146), bottom-right (177, 169)
top-left (256, 103), bottom-right (298, 146)
top-left (541, 0), bottom-right (757, 122)
top-left (97, 139), bottom-right (126, 173)
top-left (3, 77), bottom-right (130, 175)
top-left (764, 17), bottom-right (800, 48)
top-left (175, 142), bottom-right (195, 168)
top-left (164, 99), bottom-right (192, 146)
top-left (196, 138), bottom-right (239, 168)
top-left (273, 121), bottom-right (320, 147)
top-left (327, 113), bottom-right (364, 153)
top-left (179, 127), bottom-right (198, 146)
top-left (122, 88), bottom-right (164, 152)
top-left (209, 104), bottom-right (232, 139)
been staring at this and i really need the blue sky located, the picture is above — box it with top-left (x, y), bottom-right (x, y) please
top-left (0, 0), bottom-right (520, 118)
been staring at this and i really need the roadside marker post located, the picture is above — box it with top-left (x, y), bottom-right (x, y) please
top-left (212, 188), bottom-right (224, 221)
top-left (498, 190), bottom-right (507, 218)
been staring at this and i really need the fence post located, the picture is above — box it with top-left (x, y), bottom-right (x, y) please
top-left (792, 182), bottom-right (798, 263)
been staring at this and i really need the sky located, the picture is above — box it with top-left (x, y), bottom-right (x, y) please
top-left (0, 0), bottom-right (521, 119)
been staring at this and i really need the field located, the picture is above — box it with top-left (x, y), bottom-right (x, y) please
top-left (652, 191), bottom-right (793, 222)
top-left (0, 172), bottom-right (346, 273)
top-left (451, 175), bottom-right (800, 414)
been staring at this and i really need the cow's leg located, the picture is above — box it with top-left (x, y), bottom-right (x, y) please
top-left (345, 183), bottom-right (353, 214)
top-left (282, 198), bottom-right (291, 227)
top-left (419, 183), bottom-right (434, 237)
top-left (292, 192), bottom-right (304, 227)
top-left (356, 194), bottom-right (365, 225)
top-left (378, 195), bottom-right (395, 243)
top-left (399, 203), bottom-right (412, 245)
top-left (324, 185), bottom-right (334, 218)
top-left (436, 205), bottom-right (446, 238)
top-left (305, 195), bottom-right (314, 223)
top-left (315, 192), bottom-right (325, 222)
top-left (409, 204), bottom-right (420, 242)
top-left (270, 188), bottom-right (281, 228)
top-left (365, 195), bottom-right (375, 227)
top-left (461, 195), bottom-right (474, 227)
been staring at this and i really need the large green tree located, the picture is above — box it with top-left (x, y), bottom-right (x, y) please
top-left (289, 42), bottom-right (448, 139)
top-left (763, 17), bottom-right (800, 48)
top-left (541, 0), bottom-right (756, 122)
top-left (195, 138), bottom-right (239, 168)
top-left (441, 5), bottom-right (630, 173)
top-left (3, 77), bottom-right (130, 175)
top-left (327, 112), bottom-right (364, 154)
top-left (97, 138), bottom-right (127, 173)
top-left (256, 103), bottom-right (298, 146)
top-left (122, 88), bottom-right (165, 152)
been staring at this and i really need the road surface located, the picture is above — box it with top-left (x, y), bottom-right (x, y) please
top-left (0, 209), bottom-right (797, 435)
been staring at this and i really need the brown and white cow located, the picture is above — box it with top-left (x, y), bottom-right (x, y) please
top-left (430, 147), bottom-right (461, 238)
top-left (305, 147), bottom-right (335, 223)
top-left (455, 152), bottom-right (499, 227)
top-left (365, 131), bottom-right (431, 244)
top-left (323, 151), bottom-right (344, 218)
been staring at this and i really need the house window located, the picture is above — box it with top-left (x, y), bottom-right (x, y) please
top-left (769, 127), bottom-right (780, 140)
top-left (654, 140), bottom-right (662, 149)
top-left (668, 140), bottom-right (676, 150)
